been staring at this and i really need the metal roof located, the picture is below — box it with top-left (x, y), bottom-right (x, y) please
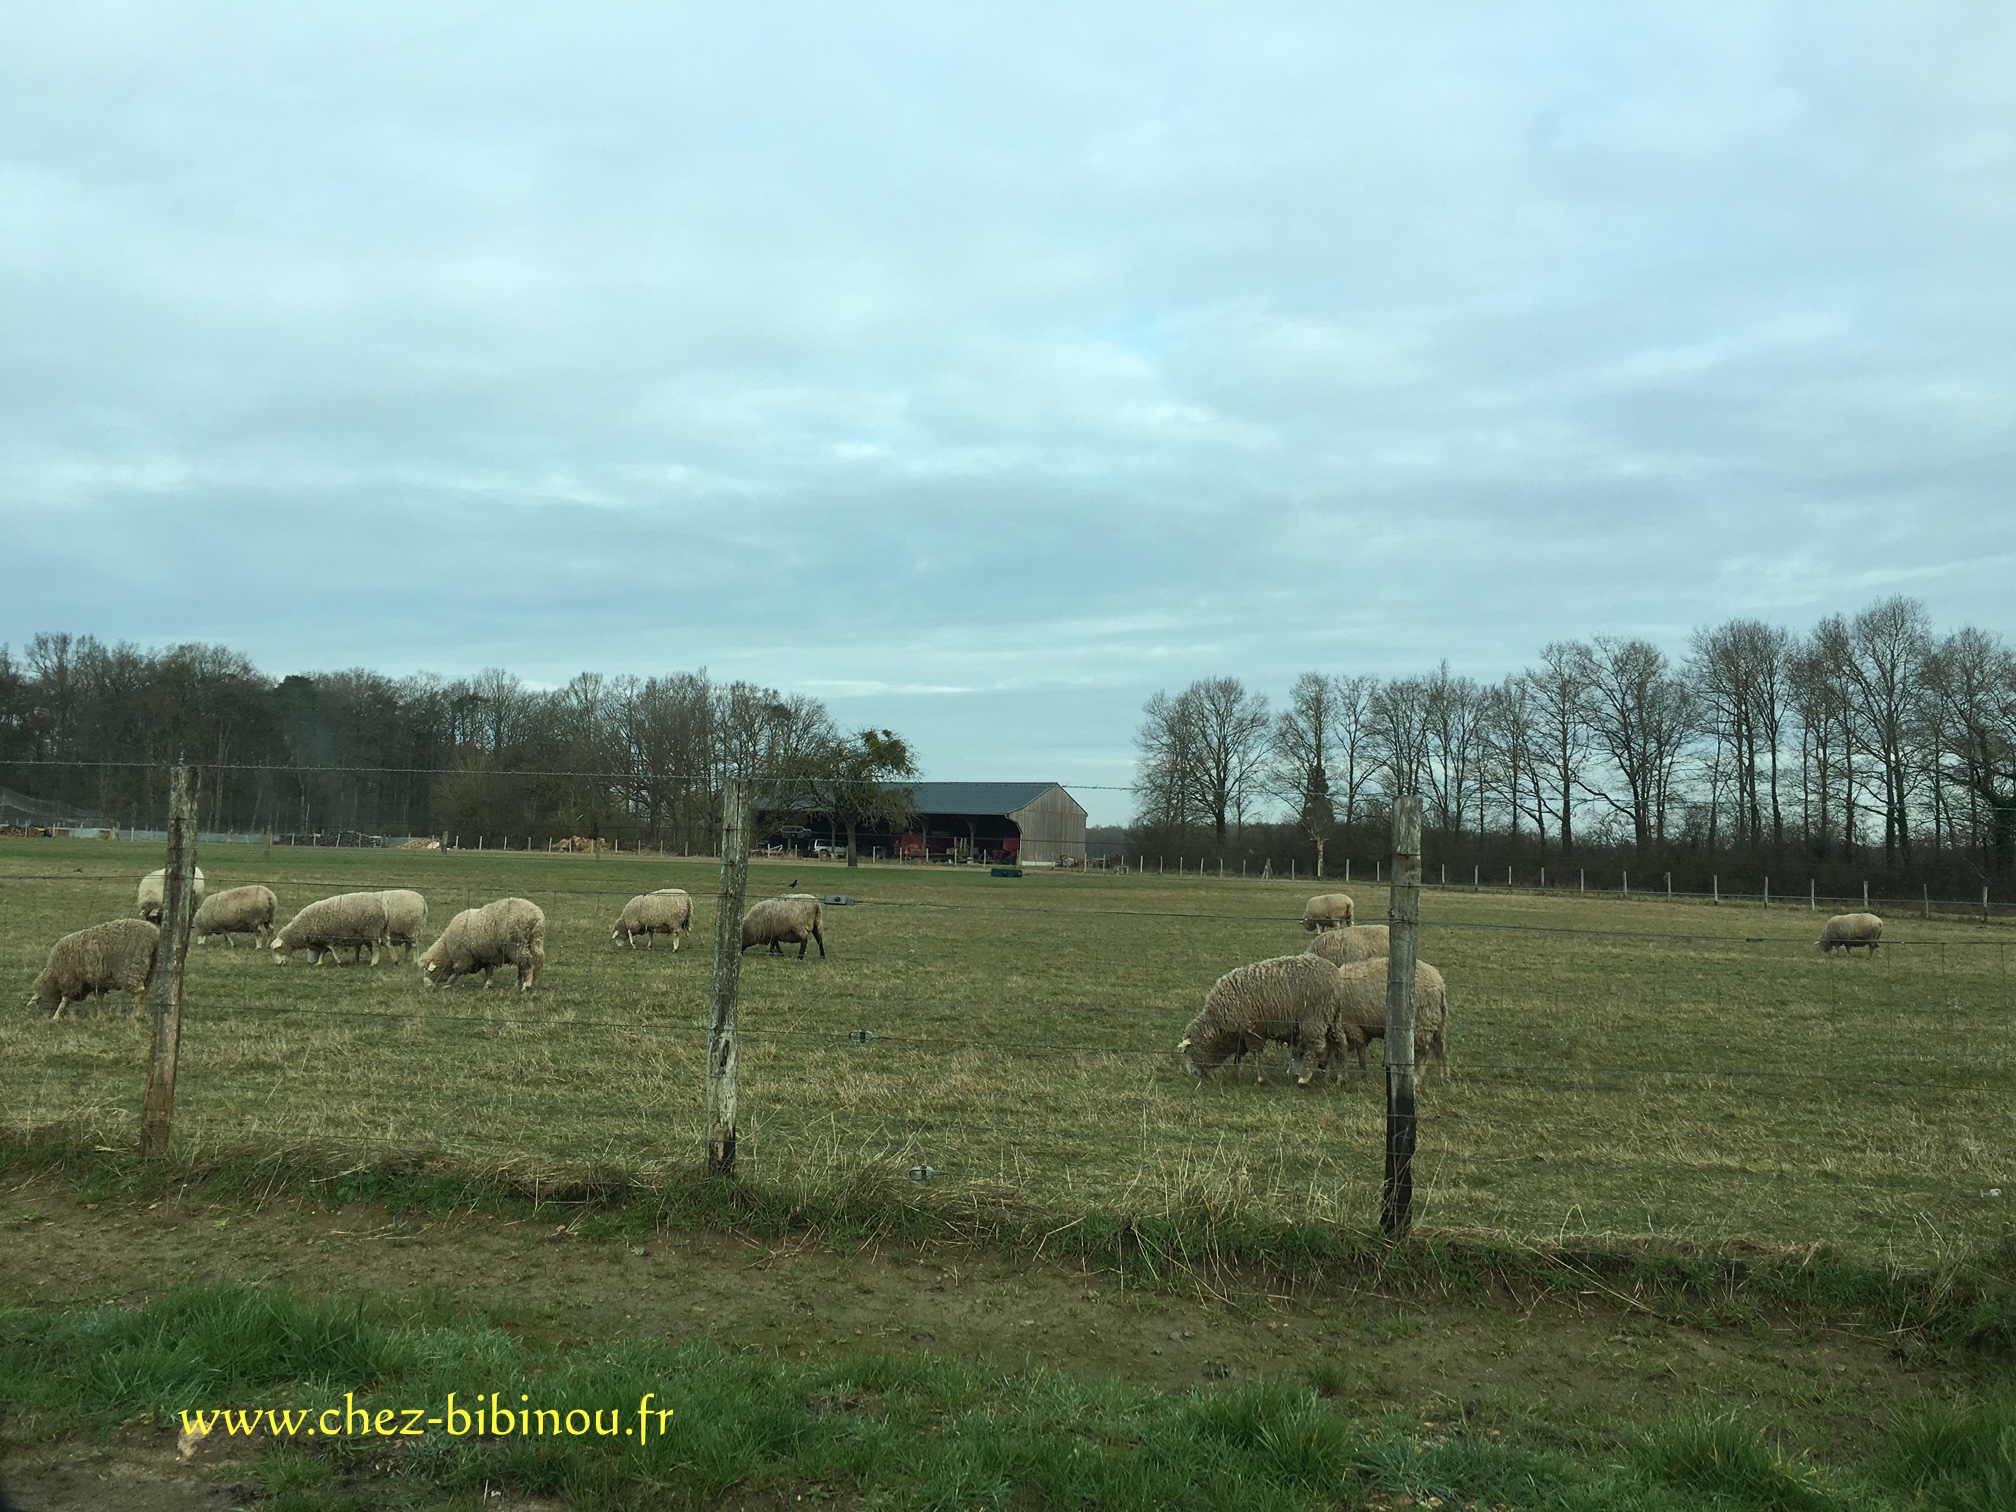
top-left (892, 781), bottom-right (1072, 817)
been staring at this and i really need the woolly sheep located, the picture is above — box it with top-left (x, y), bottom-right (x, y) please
top-left (270, 892), bottom-right (393, 967)
top-left (740, 894), bottom-right (825, 959)
top-left (1301, 893), bottom-right (1355, 931)
top-left (613, 888), bottom-right (693, 948)
top-left (192, 884), bottom-right (277, 948)
top-left (1178, 954), bottom-right (1341, 1083)
top-left (30, 918), bottom-right (159, 1018)
top-left (1818, 912), bottom-right (1883, 955)
top-left (1295, 958), bottom-right (1450, 1083)
top-left (136, 867), bottom-right (206, 924)
top-left (1305, 924), bottom-right (1390, 966)
top-left (420, 897), bottom-right (546, 990)
top-left (374, 890), bottom-right (430, 963)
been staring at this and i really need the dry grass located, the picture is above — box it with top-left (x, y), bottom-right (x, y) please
top-left (4, 838), bottom-right (2012, 1262)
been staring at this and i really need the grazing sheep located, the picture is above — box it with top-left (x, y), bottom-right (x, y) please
top-left (374, 890), bottom-right (429, 963)
top-left (1178, 954), bottom-right (1341, 1083)
top-left (1296, 958), bottom-right (1450, 1083)
top-left (613, 888), bottom-right (693, 949)
top-left (1301, 892), bottom-right (1355, 931)
top-left (192, 884), bottom-right (278, 948)
top-left (1818, 912), bottom-right (1883, 955)
top-left (420, 897), bottom-right (546, 990)
top-left (740, 894), bottom-right (825, 959)
top-left (270, 892), bottom-right (393, 967)
top-left (136, 867), bottom-right (206, 924)
top-left (30, 919), bottom-right (159, 1018)
top-left (1305, 924), bottom-right (1390, 966)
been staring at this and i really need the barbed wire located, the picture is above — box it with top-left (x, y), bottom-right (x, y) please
top-left (4, 869), bottom-right (2012, 942)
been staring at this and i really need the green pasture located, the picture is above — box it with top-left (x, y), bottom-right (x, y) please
top-left (3, 837), bottom-right (2012, 1263)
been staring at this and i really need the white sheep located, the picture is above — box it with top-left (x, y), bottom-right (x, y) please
top-left (1301, 892), bottom-right (1355, 931)
top-left (1295, 957), bottom-right (1451, 1083)
top-left (137, 867), bottom-right (206, 924)
top-left (270, 893), bottom-right (393, 966)
top-left (420, 897), bottom-right (546, 990)
top-left (192, 884), bottom-right (278, 948)
top-left (1818, 912), bottom-right (1883, 955)
top-left (741, 894), bottom-right (825, 958)
top-left (1305, 924), bottom-right (1390, 966)
top-left (374, 890), bottom-right (430, 963)
top-left (1178, 954), bottom-right (1340, 1083)
top-left (30, 919), bottom-right (160, 1018)
top-left (612, 889), bottom-right (693, 949)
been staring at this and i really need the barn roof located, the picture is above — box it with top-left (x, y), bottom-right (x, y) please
top-left (893, 781), bottom-right (1072, 817)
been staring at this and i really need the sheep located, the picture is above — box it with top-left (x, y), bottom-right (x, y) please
top-left (136, 866), bottom-right (206, 924)
top-left (419, 897), bottom-right (546, 990)
top-left (374, 890), bottom-right (430, 963)
top-left (740, 894), bottom-right (825, 959)
top-left (1818, 912), bottom-right (1883, 955)
top-left (192, 884), bottom-right (278, 948)
top-left (1301, 892), bottom-right (1355, 931)
top-left (30, 919), bottom-right (160, 1018)
top-left (613, 888), bottom-right (693, 949)
top-left (269, 892), bottom-right (393, 967)
top-left (1178, 954), bottom-right (1341, 1083)
top-left (1296, 957), bottom-right (1451, 1083)
top-left (1305, 924), bottom-right (1390, 966)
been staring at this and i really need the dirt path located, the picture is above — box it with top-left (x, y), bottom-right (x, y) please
top-left (0, 1177), bottom-right (1936, 1509)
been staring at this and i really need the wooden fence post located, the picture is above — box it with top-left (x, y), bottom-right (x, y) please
top-left (1381, 795), bottom-right (1422, 1237)
top-left (706, 778), bottom-right (752, 1177)
top-left (140, 764), bottom-right (199, 1158)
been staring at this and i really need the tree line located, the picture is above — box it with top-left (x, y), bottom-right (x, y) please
top-left (0, 634), bottom-right (915, 861)
top-left (1130, 597), bottom-right (2016, 890)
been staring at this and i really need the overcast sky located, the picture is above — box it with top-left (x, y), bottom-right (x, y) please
top-left (4, 5), bottom-right (2012, 822)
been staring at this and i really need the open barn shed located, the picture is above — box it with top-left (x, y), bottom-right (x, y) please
top-left (763, 781), bottom-right (1088, 865)
top-left (900, 781), bottom-right (1088, 865)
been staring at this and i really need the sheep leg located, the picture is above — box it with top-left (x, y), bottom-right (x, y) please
top-left (812, 922), bottom-right (825, 958)
top-left (481, 965), bottom-right (496, 988)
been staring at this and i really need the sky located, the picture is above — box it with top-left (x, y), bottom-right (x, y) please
top-left (3, 5), bottom-right (2013, 823)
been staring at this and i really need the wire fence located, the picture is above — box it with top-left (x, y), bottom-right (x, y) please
top-left (4, 841), bottom-right (2012, 1261)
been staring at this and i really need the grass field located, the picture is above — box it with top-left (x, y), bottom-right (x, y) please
top-left (4, 836), bottom-right (2013, 1265)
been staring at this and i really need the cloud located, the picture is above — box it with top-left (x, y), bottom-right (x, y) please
top-left (3, 3), bottom-right (2014, 822)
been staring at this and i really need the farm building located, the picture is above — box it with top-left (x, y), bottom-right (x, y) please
top-left (765, 781), bottom-right (1089, 865)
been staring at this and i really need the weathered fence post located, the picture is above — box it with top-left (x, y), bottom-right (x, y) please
top-left (140, 764), bottom-right (199, 1158)
top-left (1763, 876), bottom-right (1770, 908)
top-left (1863, 881), bottom-right (1869, 911)
top-left (1924, 884), bottom-right (1929, 920)
top-left (1381, 795), bottom-right (1422, 1237)
top-left (706, 778), bottom-right (752, 1177)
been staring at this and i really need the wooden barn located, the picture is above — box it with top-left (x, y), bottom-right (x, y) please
top-left (768, 781), bottom-right (1088, 865)
top-left (897, 782), bottom-right (1088, 865)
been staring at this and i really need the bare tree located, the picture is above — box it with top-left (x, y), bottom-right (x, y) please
top-left (1132, 688), bottom-right (1201, 836)
top-left (1923, 627), bottom-right (2016, 867)
top-left (1269, 673), bottom-right (1343, 876)
top-left (1843, 596), bottom-right (1932, 861)
top-left (1479, 674), bottom-right (1546, 848)
top-left (1422, 661), bottom-right (1484, 839)
top-left (1688, 619), bottom-right (1791, 849)
top-left (1577, 637), bottom-right (1694, 853)
top-left (1189, 677), bottom-right (1271, 844)
top-left (1369, 675), bottom-right (1432, 798)
top-left (1525, 643), bottom-right (1593, 855)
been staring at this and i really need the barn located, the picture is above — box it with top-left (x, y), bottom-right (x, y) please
top-left (897, 782), bottom-right (1089, 866)
top-left (768, 781), bottom-right (1089, 865)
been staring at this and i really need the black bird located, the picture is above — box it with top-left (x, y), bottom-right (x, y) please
top-left (787, 878), bottom-right (798, 889)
